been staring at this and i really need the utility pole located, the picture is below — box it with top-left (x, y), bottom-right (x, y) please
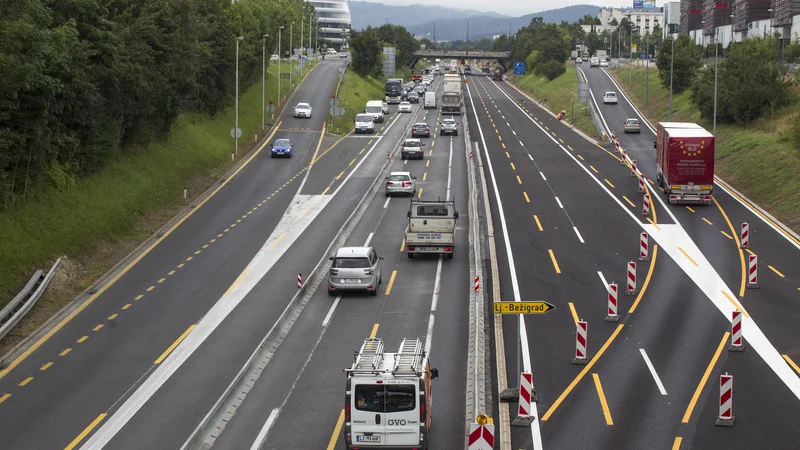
top-left (290, 21), bottom-right (295, 89)
top-left (466, 20), bottom-right (469, 60)
top-left (433, 21), bottom-right (436, 48)
top-left (278, 25), bottom-right (284, 107)
top-left (262, 33), bottom-right (270, 130)
top-left (301, 15), bottom-right (304, 72)
top-left (309, 12), bottom-right (313, 59)
top-left (235, 36), bottom-right (243, 156)
top-left (629, 24), bottom-right (634, 89)
top-left (669, 37), bottom-right (674, 120)
top-left (713, 29), bottom-right (719, 136)
top-left (645, 39), bottom-right (649, 106)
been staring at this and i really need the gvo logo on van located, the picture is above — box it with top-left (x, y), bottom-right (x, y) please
top-left (387, 419), bottom-right (407, 426)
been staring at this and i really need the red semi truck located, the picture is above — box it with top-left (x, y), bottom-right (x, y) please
top-left (655, 122), bottom-right (715, 205)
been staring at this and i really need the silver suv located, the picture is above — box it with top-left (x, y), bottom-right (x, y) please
top-left (440, 118), bottom-right (458, 136)
top-left (328, 247), bottom-right (383, 296)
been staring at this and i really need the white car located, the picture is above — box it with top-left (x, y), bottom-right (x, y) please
top-left (270, 54), bottom-right (279, 61)
top-left (398, 101), bottom-right (412, 113)
top-left (381, 101), bottom-right (389, 114)
top-left (575, 57), bottom-right (583, 64)
top-left (294, 102), bottom-right (312, 118)
top-left (603, 92), bottom-right (618, 104)
top-left (600, 59), bottom-right (609, 67)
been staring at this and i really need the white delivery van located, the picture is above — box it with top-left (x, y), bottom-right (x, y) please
top-left (344, 338), bottom-right (438, 450)
top-left (355, 113), bottom-right (376, 134)
top-left (423, 91), bottom-right (436, 109)
top-left (365, 100), bottom-right (385, 123)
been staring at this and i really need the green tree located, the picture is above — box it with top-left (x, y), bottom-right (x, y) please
top-left (656, 34), bottom-right (702, 93)
top-left (349, 28), bottom-right (381, 76)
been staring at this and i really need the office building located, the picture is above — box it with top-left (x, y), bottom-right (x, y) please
top-left (664, 1), bottom-right (681, 38)
top-left (680, 0), bottom-right (704, 34)
top-left (308, 0), bottom-right (351, 50)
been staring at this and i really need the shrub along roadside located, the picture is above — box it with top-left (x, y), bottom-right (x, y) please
top-left (328, 71), bottom-right (386, 135)
top-left (0, 62), bottom-right (315, 354)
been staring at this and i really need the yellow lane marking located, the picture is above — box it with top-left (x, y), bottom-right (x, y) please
top-left (646, 217), bottom-right (662, 230)
top-left (542, 324), bottom-right (625, 421)
top-left (769, 266), bottom-right (785, 277)
top-left (577, 154), bottom-right (584, 161)
top-left (720, 231), bottom-right (734, 240)
top-left (516, 175), bottom-right (522, 185)
top-left (548, 249), bottom-right (561, 274)
top-left (551, 132), bottom-right (557, 137)
top-left (297, 207), bottom-right (312, 222)
top-left (385, 270), bottom-right (398, 295)
top-left (93, 325), bottom-right (103, 332)
top-left (604, 179), bottom-right (615, 188)
top-left (534, 215), bottom-right (543, 231)
top-left (426, 160), bottom-right (430, 167)
top-left (400, 239), bottom-right (406, 252)
top-left (65, 413), bottom-right (107, 450)
top-left (523, 192), bottom-right (530, 203)
top-left (18, 377), bottom-right (33, 387)
top-left (679, 247), bottom-right (699, 266)
top-left (155, 325), bottom-right (196, 364)
top-left (673, 437), bottom-right (683, 450)
top-left (783, 355), bottom-right (800, 374)
top-left (108, 314), bottom-right (118, 321)
top-left (349, 158), bottom-right (356, 167)
top-left (77, 336), bottom-right (88, 343)
top-left (321, 186), bottom-right (330, 195)
top-left (589, 165), bottom-right (598, 173)
top-left (428, 149), bottom-right (432, 156)
top-left (135, 295), bottom-right (144, 301)
top-left (418, 188), bottom-right (423, 198)
top-left (506, 152), bottom-right (510, 158)
top-left (40, 362), bottom-right (53, 371)
top-left (225, 269), bottom-right (251, 295)
top-left (702, 217), bottom-right (713, 225)
top-left (423, 173), bottom-right (427, 181)
top-left (568, 302), bottom-right (579, 324)
top-left (368, 139), bottom-right (374, 145)
top-left (745, 248), bottom-right (755, 256)
top-left (545, 126), bottom-right (549, 131)
top-left (336, 171), bottom-right (344, 180)
top-left (195, 249), bottom-right (202, 254)
top-left (721, 291), bottom-right (750, 318)
top-left (622, 196), bottom-right (636, 207)
top-left (492, 123), bottom-right (496, 128)
top-left (567, 145), bottom-right (573, 151)
top-left (495, 128), bottom-right (499, 134)
top-left (559, 138), bottom-right (564, 143)
top-left (267, 233), bottom-right (287, 251)
top-left (593, 373), bottom-right (614, 425)
top-left (629, 245), bottom-right (658, 313)
top-left (510, 162), bottom-right (516, 170)
top-left (682, 332), bottom-right (729, 423)
top-left (326, 409), bottom-right (346, 450)
top-left (498, 136), bottom-right (502, 141)
top-left (686, 206), bottom-right (696, 213)
top-left (712, 196), bottom-right (746, 297)
top-left (648, 178), bottom-right (655, 185)
top-left (370, 323), bottom-right (380, 338)
top-left (146, 286), bottom-right (155, 292)
top-left (502, 143), bottom-right (506, 149)
top-left (0, 394), bottom-right (10, 404)
top-left (722, 179), bottom-right (800, 248)
top-left (59, 348), bottom-right (72, 356)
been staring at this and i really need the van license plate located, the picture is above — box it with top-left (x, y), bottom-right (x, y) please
top-left (356, 435), bottom-right (381, 442)
top-left (684, 195), bottom-right (699, 200)
top-left (344, 279), bottom-right (361, 284)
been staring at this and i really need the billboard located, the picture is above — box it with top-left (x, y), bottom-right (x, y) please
top-left (633, 0), bottom-right (656, 7)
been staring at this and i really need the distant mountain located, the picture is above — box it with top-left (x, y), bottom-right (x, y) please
top-left (349, 1), bottom-right (511, 30)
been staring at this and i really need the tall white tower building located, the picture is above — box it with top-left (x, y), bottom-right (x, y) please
top-left (308, 0), bottom-right (351, 50)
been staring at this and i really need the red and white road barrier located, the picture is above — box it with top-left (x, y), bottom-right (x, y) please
top-left (740, 222), bottom-right (749, 249)
top-left (730, 311), bottom-right (745, 351)
top-left (639, 232), bottom-right (650, 261)
top-left (474, 276), bottom-right (480, 293)
top-left (572, 320), bottom-right (588, 364)
top-left (715, 373), bottom-right (735, 426)
top-left (642, 193), bottom-right (651, 216)
top-left (468, 423), bottom-right (495, 450)
top-left (626, 261), bottom-right (637, 295)
top-left (606, 283), bottom-right (619, 322)
top-left (387, 151), bottom-right (391, 159)
top-left (518, 372), bottom-right (534, 416)
top-left (297, 273), bottom-right (302, 289)
top-left (630, 159), bottom-right (638, 177)
top-left (747, 254), bottom-right (759, 289)
top-left (469, 151), bottom-right (473, 159)
top-left (638, 176), bottom-right (646, 193)
top-left (619, 148), bottom-right (627, 165)
top-left (611, 131), bottom-right (616, 141)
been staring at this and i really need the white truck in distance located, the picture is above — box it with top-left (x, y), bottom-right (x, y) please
top-left (405, 199), bottom-right (458, 259)
top-left (440, 74), bottom-right (462, 115)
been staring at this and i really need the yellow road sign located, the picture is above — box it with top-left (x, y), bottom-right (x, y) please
top-left (493, 301), bottom-right (556, 314)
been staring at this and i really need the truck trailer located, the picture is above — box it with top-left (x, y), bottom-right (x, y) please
top-left (405, 199), bottom-right (458, 258)
top-left (441, 74), bottom-right (462, 115)
top-left (655, 122), bottom-right (715, 205)
top-left (492, 67), bottom-right (503, 81)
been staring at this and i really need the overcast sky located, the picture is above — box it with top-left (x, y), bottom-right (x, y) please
top-left (374, 0), bottom-right (648, 17)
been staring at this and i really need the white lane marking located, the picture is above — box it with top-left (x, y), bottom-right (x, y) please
top-left (331, 114), bottom-right (401, 198)
top-left (404, 159), bottom-right (408, 165)
top-left (446, 137), bottom-right (453, 199)
top-left (510, 125), bottom-right (514, 131)
top-left (383, 197), bottom-right (391, 209)
top-left (540, 172), bottom-right (547, 181)
top-left (597, 271), bottom-right (609, 290)
top-left (424, 256), bottom-right (444, 355)
top-left (322, 295), bottom-right (342, 327)
top-left (573, 227), bottom-right (585, 244)
top-left (639, 349), bottom-right (667, 395)
top-left (249, 408), bottom-right (280, 450)
top-left (364, 232), bottom-right (374, 247)
top-left (465, 79), bottom-right (543, 450)
top-left (80, 195), bottom-right (333, 449)
top-left (555, 197), bottom-right (563, 209)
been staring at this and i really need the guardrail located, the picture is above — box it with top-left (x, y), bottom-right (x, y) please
top-left (0, 258), bottom-right (62, 342)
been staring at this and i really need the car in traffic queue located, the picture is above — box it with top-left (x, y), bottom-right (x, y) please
top-left (407, 92), bottom-right (420, 104)
top-left (271, 138), bottom-right (293, 158)
top-left (401, 139), bottom-right (425, 160)
top-left (411, 123), bottom-right (431, 138)
top-left (603, 92), bottom-right (618, 104)
top-left (339, 51), bottom-right (347, 58)
top-left (365, 100), bottom-right (385, 123)
top-left (354, 113), bottom-right (375, 134)
top-left (398, 101), bottom-right (412, 113)
top-left (294, 102), bottom-right (312, 118)
top-left (381, 101), bottom-right (389, 115)
top-left (385, 171), bottom-right (416, 196)
top-left (600, 59), bottom-right (609, 67)
top-left (440, 118), bottom-right (458, 136)
top-left (328, 246), bottom-right (383, 296)
top-left (575, 57), bottom-right (583, 64)
top-left (270, 54), bottom-right (279, 61)
top-left (624, 118), bottom-right (641, 133)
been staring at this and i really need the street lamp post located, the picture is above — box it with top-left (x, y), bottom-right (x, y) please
top-left (309, 12), bottom-right (313, 60)
top-left (713, 28), bottom-right (719, 136)
top-left (262, 33), bottom-right (270, 130)
top-left (290, 22), bottom-right (295, 89)
top-left (629, 23), bottom-right (634, 89)
top-left (645, 38), bottom-right (649, 106)
top-left (618, 28), bottom-right (622, 73)
top-left (278, 26), bottom-right (284, 107)
top-left (669, 37), bottom-right (675, 120)
top-left (235, 36), bottom-right (244, 156)
top-left (301, 16), bottom-right (304, 72)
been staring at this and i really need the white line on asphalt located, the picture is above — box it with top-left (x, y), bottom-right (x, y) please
top-left (404, 159), bottom-right (408, 165)
top-left (555, 197), bottom-right (563, 209)
top-left (249, 408), bottom-right (280, 450)
top-left (597, 271), bottom-right (609, 290)
top-left (573, 227), bottom-right (585, 244)
top-left (331, 114), bottom-right (400, 198)
top-left (424, 256), bottom-right (444, 355)
top-left (364, 232), bottom-right (374, 247)
top-left (447, 137), bottom-right (453, 199)
top-left (540, 172), bottom-right (547, 181)
top-left (510, 125), bottom-right (514, 131)
top-left (521, 141), bottom-right (526, 147)
top-left (383, 197), bottom-right (391, 208)
top-left (639, 349), bottom-right (667, 395)
top-left (322, 295), bottom-right (342, 327)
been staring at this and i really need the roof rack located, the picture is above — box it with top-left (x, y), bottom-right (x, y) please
top-left (346, 338), bottom-right (385, 375)
top-left (392, 338), bottom-right (425, 376)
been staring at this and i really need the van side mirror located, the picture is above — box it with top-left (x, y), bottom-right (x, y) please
top-left (454, 211), bottom-right (459, 220)
top-left (407, 211), bottom-right (412, 218)
top-left (654, 142), bottom-right (657, 150)
top-left (431, 368), bottom-right (439, 380)
top-left (329, 256), bottom-right (334, 261)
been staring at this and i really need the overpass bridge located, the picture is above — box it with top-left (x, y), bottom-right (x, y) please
top-left (410, 49), bottom-right (512, 70)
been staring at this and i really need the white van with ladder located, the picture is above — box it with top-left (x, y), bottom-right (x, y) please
top-left (344, 337), bottom-right (438, 450)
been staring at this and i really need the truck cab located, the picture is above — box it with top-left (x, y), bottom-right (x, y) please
top-left (405, 199), bottom-right (458, 259)
top-left (344, 338), bottom-right (438, 450)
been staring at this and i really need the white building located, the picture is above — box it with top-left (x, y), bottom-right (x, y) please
top-left (623, 8), bottom-right (663, 35)
top-left (308, 0), bottom-right (351, 50)
top-left (663, 2), bottom-right (681, 39)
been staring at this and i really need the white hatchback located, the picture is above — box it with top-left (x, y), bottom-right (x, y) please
top-left (398, 101), bottom-right (412, 113)
top-left (294, 102), bottom-right (312, 118)
top-left (603, 92), bottom-right (618, 104)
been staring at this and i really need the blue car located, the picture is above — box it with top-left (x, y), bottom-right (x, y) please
top-left (271, 138), bottom-right (293, 158)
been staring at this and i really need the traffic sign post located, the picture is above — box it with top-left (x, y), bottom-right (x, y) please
top-left (513, 61), bottom-right (527, 75)
top-left (493, 301), bottom-right (556, 314)
top-left (230, 128), bottom-right (242, 139)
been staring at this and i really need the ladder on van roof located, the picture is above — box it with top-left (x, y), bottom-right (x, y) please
top-left (346, 337), bottom-right (385, 375)
top-left (392, 338), bottom-right (425, 376)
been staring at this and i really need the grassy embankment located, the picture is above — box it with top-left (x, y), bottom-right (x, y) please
top-left (507, 64), bottom-right (599, 138)
top-left (328, 70), bottom-right (386, 135)
top-left (609, 66), bottom-right (800, 230)
top-left (0, 61), bottom-right (315, 351)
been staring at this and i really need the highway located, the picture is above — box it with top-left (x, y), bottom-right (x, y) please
top-left (466, 68), bottom-right (800, 450)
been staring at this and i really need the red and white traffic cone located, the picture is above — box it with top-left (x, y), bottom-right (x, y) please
top-left (606, 283), bottom-right (619, 322)
top-left (642, 193), bottom-right (651, 216)
top-left (297, 273), bottom-right (302, 289)
top-left (619, 148), bottom-right (627, 165)
top-left (729, 310), bottom-right (745, 352)
top-left (715, 373), bottom-right (735, 426)
top-left (572, 321), bottom-right (588, 365)
top-left (740, 222), bottom-right (749, 249)
top-left (639, 231), bottom-right (650, 261)
top-left (638, 176), bottom-right (646, 193)
top-left (626, 261), bottom-right (637, 295)
top-left (518, 372), bottom-right (534, 416)
top-left (630, 159), bottom-right (638, 177)
top-left (474, 276), bottom-right (480, 293)
top-left (747, 254), bottom-right (759, 289)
